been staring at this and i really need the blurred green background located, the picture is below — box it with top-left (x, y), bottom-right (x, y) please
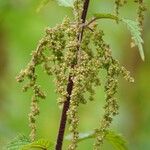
top-left (0, 0), bottom-right (150, 149)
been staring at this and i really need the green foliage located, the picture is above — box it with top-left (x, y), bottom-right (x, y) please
top-left (92, 13), bottom-right (145, 61)
top-left (36, 0), bottom-right (74, 11)
top-left (22, 139), bottom-right (54, 150)
top-left (5, 135), bottom-right (53, 150)
top-left (16, 0), bottom-right (146, 149)
top-left (106, 131), bottom-right (128, 150)
top-left (5, 135), bottom-right (30, 150)
top-left (65, 131), bottom-right (95, 142)
top-left (66, 130), bottom-right (128, 150)
top-left (57, 0), bottom-right (74, 7)
top-left (93, 13), bottom-right (119, 21)
top-left (122, 18), bottom-right (145, 61)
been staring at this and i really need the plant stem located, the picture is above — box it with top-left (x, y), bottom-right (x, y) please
top-left (55, 1), bottom-right (90, 150)
top-left (55, 76), bottom-right (73, 150)
top-left (86, 13), bottom-right (119, 27)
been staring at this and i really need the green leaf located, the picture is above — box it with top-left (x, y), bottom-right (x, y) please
top-left (65, 130), bottom-right (128, 150)
top-left (106, 131), bottom-right (128, 150)
top-left (91, 14), bottom-right (144, 61)
top-left (93, 13), bottom-right (119, 21)
top-left (22, 139), bottom-right (54, 150)
top-left (36, 0), bottom-right (74, 12)
top-left (56, 0), bottom-right (74, 7)
top-left (5, 135), bottom-right (30, 150)
top-left (36, 0), bottom-right (50, 12)
top-left (65, 131), bottom-right (95, 142)
top-left (122, 18), bottom-right (145, 61)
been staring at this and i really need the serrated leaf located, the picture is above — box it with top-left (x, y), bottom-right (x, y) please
top-left (91, 13), bottom-right (144, 61)
top-left (65, 130), bottom-right (128, 150)
top-left (122, 18), bottom-right (145, 61)
top-left (36, 0), bottom-right (50, 13)
top-left (56, 0), bottom-right (74, 7)
top-left (5, 135), bottom-right (30, 150)
top-left (22, 139), bottom-right (54, 150)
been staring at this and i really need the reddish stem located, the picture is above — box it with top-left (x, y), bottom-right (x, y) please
top-left (55, 1), bottom-right (90, 150)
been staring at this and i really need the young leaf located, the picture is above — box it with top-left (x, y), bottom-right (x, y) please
top-left (22, 139), bottom-right (54, 150)
top-left (5, 135), bottom-right (30, 150)
top-left (36, 0), bottom-right (50, 12)
top-left (122, 18), bottom-right (145, 61)
top-left (65, 130), bottom-right (128, 150)
top-left (56, 0), bottom-right (74, 7)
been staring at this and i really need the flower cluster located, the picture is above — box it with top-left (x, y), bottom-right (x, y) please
top-left (92, 28), bottom-right (134, 149)
top-left (73, 0), bottom-right (83, 22)
top-left (16, 37), bottom-right (47, 141)
top-left (134, 0), bottom-right (146, 27)
top-left (67, 27), bottom-right (102, 149)
top-left (16, 0), bottom-right (145, 149)
top-left (114, 0), bottom-right (127, 16)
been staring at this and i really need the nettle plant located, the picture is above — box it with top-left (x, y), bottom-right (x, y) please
top-left (7, 0), bottom-right (147, 150)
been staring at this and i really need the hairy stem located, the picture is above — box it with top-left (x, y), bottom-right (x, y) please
top-left (55, 0), bottom-right (90, 150)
